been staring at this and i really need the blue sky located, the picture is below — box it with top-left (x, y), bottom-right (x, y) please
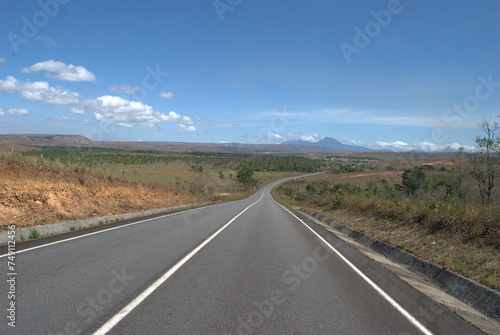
top-left (0, 0), bottom-right (498, 151)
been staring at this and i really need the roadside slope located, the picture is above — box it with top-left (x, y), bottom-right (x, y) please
top-left (0, 158), bottom-right (197, 231)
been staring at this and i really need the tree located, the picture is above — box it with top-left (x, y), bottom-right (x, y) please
top-left (468, 119), bottom-right (500, 204)
top-left (236, 166), bottom-right (257, 187)
top-left (306, 183), bottom-right (318, 195)
top-left (402, 167), bottom-right (427, 197)
top-left (455, 147), bottom-right (464, 202)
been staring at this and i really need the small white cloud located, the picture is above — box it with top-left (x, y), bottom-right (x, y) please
top-left (350, 139), bottom-right (475, 152)
top-left (36, 36), bottom-right (57, 47)
top-left (195, 116), bottom-right (213, 122)
top-left (0, 58), bottom-right (5, 64)
top-left (21, 60), bottom-right (96, 82)
top-left (176, 123), bottom-right (196, 133)
top-left (54, 116), bottom-right (69, 121)
top-left (159, 111), bottom-right (181, 122)
top-left (181, 116), bottom-right (193, 124)
top-left (0, 76), bottom-right (81, 105)
top-left (5, 108), bottom-right (29, 116)
top-left (109, 85), bottom-right (139, 94)
top-left (69, 106), bottom-right (85, 114)
top-left (0, 108), bottom-right (4, 115)
top-left (299, 134), bottom-right (323, 142)
top-left (159, 91), bottom-right (174, 99)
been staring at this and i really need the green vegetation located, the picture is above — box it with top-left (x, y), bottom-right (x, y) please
top-left (16, 146), bottom-right (324, 173)
top-left (236, 166), bottom-right (258, 188)
top-left (28, 229), bottom-right (40, 239)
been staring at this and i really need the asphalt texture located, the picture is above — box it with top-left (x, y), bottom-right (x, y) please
top-left (0, 178), bottom-right (484, 334)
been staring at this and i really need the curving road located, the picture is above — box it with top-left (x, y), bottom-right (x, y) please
top-left (1, 178), bottom-right (484, 334)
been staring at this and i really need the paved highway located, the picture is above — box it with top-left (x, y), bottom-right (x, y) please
top-left (1, 178), bottom-right (484, 334)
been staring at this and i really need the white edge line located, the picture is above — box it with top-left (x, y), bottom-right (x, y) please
top-left (0, 203), bottom-right (227, 258)
top-left (270, 195), bottom-right (434, 335)
top-left (92, 191), bottom-right (265, 335)
top-left (1, 175), bottom-right (316, 258)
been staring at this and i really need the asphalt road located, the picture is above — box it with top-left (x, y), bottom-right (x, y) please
top-left (0, 178), bottom-right (484, 334)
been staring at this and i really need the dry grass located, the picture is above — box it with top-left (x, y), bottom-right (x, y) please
top-left (0, 157), bottom-right (199, 231)
top-left (0, 151), bottom-right (303, 232)
top-left (273, 174), bottom-right (500, 290)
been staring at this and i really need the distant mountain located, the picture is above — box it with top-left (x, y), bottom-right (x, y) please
top-left (282, 137), bottom-right (373, 152)
top-left (0, 134), bottom-right (95, 146)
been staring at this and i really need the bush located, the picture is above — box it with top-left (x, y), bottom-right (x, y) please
top-left (402, 167), bottom-right (427, 196)
top-left (295, 192), bottom-right (307, 202)
top-left (306, 183), bottom-right (318, 195)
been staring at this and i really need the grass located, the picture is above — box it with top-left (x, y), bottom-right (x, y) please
top-left (70, 226), bottom-right (75, 231)
top-left (28, 229), bottom-right (40, 239)
top-left (273, 173), bottom-right (500, 290)
top-left (1, 149), bottom-right (311, 233)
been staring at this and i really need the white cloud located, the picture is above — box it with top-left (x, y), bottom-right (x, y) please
top-left (0, 108), bottom-right (29, 116)
top-left (21, 60), bottom-right (96, 82)
top-left (69, 106), bottom-right (85, 114)
top-left (0, 76), bottom-right (81, 105)
top-left (54, 116), bottom-right (69, 121)
top-left (299, 134), bottom-right (323, 142)
top-left (195, 116), bottom-right (214, 122)
top-left (181, 116), bottom-right (193, 124)
top-left (264, 108), bottom-right (482, 129)
top-left (159, 91), bottom-right (174, 99)
top-left (109, 85), bottom-right (139, 94)
top-left (176, 123), bottom-right (196, 133)
top-left (344, 139), bottom-right (475, 152)
top-left (162, 111), bottom-right (181, 121)
top-left (0, 58), bottom-right (5, 64)
top-left (36, 36), bottom-right (57, 47)
top-left (79, 95), bottom-right (182, 128)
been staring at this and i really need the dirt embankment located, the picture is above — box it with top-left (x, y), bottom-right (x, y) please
top-left (0, 159), bottom-right (197, 231)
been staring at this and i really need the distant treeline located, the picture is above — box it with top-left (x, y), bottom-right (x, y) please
top-left (21, 146), bottom-right (323, 173)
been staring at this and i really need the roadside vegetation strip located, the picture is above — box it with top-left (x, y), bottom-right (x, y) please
top-left (0, 149), bottom-right (315, 232)
top-left (272, 171), bottom-right (499, 291)
top-left (92, 191), bottom-right (265, 335)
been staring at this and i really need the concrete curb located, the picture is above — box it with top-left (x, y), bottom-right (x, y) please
top-left (299, 208), bottom-right (500, 320)
top-left (0, 203), bottom-right (207, 245)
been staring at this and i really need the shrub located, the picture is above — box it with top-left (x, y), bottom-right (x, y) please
top-left (306, 183), bottom-right (318, 195)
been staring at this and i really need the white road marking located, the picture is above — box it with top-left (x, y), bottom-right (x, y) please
top-left (0, 203), bottom-right (230, 258)
top-left (92, 191), bottom-right (265, 335)
top-left (271, 195), bottom-right (434, 335)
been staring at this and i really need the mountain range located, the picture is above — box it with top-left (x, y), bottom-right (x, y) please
top-left (281, 137), bottom-right (373, 152)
